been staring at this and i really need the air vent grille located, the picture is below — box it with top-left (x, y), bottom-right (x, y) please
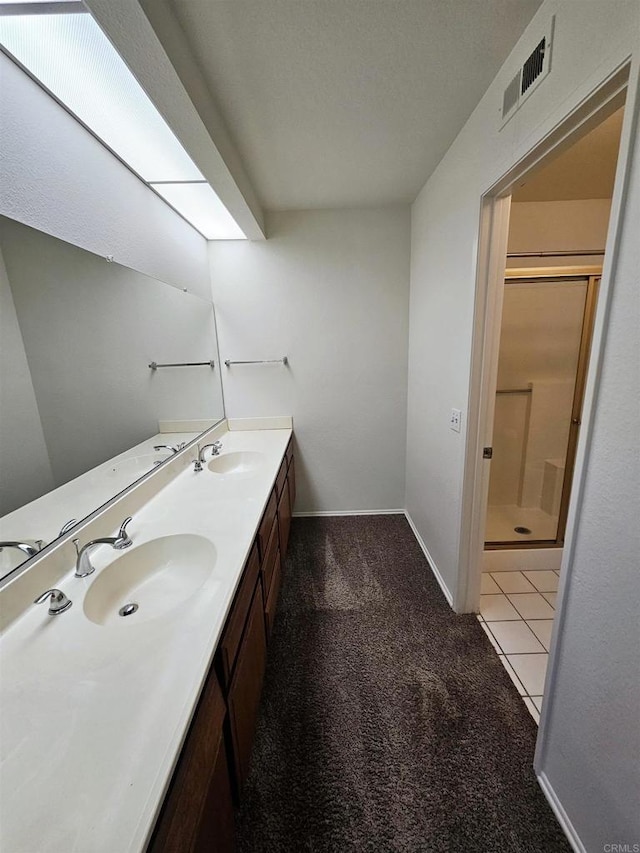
top-left (521, 37), bottom-right (546, 95)
top-left (502, 71), bottom-right (521, 119)
top-left (500, 16), bottom-right (554, 129)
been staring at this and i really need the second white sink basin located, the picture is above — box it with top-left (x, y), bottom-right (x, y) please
top-left (207, 451), bottom-right (265, 478)
top-left (105, 454), bottom-right (164, 480)
top-left (83, 534), bottom-right (216, 626)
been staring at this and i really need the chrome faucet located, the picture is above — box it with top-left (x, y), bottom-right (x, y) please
top-left (0, 540), bottom-right (44, 558)
top-left (34, 588), bottom-right (72, 615)
top-left (72, 517), bottom-right (133, 578)
top-left (193, 441), bottom-right (222, 472)
top-left (58, 519), bottom-right (77, 537)
top-left (153, 442), bottom-right (186, 454)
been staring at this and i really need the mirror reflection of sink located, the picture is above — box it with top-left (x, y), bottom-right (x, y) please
top-left (105, 454), bottom-right (164, 480)
top-left (83, 534), bottom-right (216, 626)
top-left (207, 451), bottom-right (265, 478)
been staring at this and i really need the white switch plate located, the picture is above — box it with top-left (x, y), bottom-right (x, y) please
top-left (450, 408), bottom-right (462, 432)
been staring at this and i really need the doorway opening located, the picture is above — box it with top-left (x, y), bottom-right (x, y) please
top-left (484, 106), bottom-right (625, 550)
top-left (464, 67), bottom-right (632, 724)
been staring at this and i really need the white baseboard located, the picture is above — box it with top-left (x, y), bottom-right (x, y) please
top-left (293, 509), bottom-right (405, 517)
top-left (404, 511), bottom-right (454, 607)
top-left (483, 548), bottom-right (563, 573)
top-left (536, 772), bottom-right (585, 853)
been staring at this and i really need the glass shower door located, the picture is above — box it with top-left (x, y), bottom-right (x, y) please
top-left (485, 275), bottom-right (597, 546)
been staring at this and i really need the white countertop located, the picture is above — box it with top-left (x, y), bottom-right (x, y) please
top-left (0, 426), bottom-right (291, 853)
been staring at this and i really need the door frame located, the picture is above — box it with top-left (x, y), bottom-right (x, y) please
top-left (457, 59), bottom-right (635, 617)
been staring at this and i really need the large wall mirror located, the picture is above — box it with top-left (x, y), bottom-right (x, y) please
top-left (0, 216), bottom-right (224, 580)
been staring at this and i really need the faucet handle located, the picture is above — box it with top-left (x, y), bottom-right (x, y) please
top-left (34, 588), bottom-right (72, 615)
top-left (58, 518), bottom-right (77, 537)
top-left (115, 517), bottom-right (133, 550)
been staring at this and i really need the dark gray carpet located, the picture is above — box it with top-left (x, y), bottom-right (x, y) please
top-left (237, 515), bottom-right (571, 852)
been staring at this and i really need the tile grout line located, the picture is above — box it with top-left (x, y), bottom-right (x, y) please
top-left (480, 570), bottom-right (558, 724)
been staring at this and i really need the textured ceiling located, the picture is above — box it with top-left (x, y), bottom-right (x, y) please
top-left (512, 108), bottom-right (624, 202)
top-left (168, 0), bottom-right (542, 210)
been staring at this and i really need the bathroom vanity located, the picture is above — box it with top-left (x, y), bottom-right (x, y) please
top-left (150, 432), bottom-right (295, 853)
top-left (0, 420), bottom-right (296, 853)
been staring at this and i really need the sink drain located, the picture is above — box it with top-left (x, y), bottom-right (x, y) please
top-left (514, 526), bottom-right (532, 535)
top-left (119, 602), bottom-right (139, 617)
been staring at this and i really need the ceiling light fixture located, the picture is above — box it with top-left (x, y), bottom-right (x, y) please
top-left (0, 1), bottom-right (246, 239)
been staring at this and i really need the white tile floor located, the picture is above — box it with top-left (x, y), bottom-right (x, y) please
top-left (479, 568), bottom-right (560, 724)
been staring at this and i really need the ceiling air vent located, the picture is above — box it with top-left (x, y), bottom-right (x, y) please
top-left (500, 16), bottom-right (554, 128)
top-left (521, 36), bottom-right (547, 95)
top-left (502, 71), bottom-right (521, 120)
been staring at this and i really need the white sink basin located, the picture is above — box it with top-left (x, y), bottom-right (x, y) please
top-left (83, 534), bottom-right (215, 626)
top-left (207, 451), bottom-right (265, 478)
top-left (105, 453), bottom-right (164, 480)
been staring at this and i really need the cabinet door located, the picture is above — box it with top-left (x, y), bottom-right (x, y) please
top-left (278, 479), bottom-right (292, 559)
top-left (288, 456), bottom-right (296, 510)
top-left (149, 671), bottom-right (235, 853)
top-left (216, 542), bottom-right (260, 689)
top-left (275, 456), bottom-right (288, 498)
top-left (265, 551), bottom-right (282, 639)
top-left (227, 578), bottom-right (267, 793)
top-left (261, 516), bottom-right (279, 606)
top-left (257, 489), bottom-right (277, 560)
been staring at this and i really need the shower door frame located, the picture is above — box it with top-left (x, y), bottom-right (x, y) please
top-left (485, 268), bottom-right (601, 550)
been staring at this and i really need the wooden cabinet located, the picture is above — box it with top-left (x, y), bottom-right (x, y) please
top-left (148, 669), bottom-right (235, 853)
top-left (275, 456), bottom-right (288, 499)
top-left (277, 476), bottom-right (292, 557)
top-left (151, 437), bottom-right (294, 847)
top-left (260, 518), bottom-right (279, 605)
top-left (265, 551), bottom-right (282, 638)
top-left (288, 456), bottom-right (296, 511)
top-left (216, 543), bottom-right (260, 689)
top-left (257, 489), bottom-right (277, 560)
top-left (226, 578), bottom-right (267, 792)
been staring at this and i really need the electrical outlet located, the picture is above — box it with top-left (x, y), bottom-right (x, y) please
top-left (449, 408), bottom-right (462, 433)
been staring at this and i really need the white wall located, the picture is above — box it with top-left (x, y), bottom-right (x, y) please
top-left (406, 0), bottom-right (639, 848)
top-left (0, 248), bottom-right (54, 515)
top-left (508, 198), bottom-right (612, 255)
top-left (538, 98), bottom-right (640, 851)
top-left (0, 52), bottom-right (210, 298)
top-left (210, 208), bottom-right (410, 512)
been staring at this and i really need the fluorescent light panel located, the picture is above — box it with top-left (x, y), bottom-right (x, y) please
top-left (151, 183), bottom-right (245, 240)
top-left (0, 5), bottom-right (247, 239)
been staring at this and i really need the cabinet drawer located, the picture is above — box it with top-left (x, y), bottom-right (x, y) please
top-left (227, 578), bottom-right (267, 793)
top-left (275, 457), bottom-right (288, 499)
top-left (217, 542), bottom-right (260, 689)
top-left (257, 489), bottom-right (277, 560)
top-left (285, 438), bottom-right (293, 467)
top-left (149, 670), bottom-right (234, 853)
top-left (265, 551), bottom-right (282, 639)
top-left (261, 516), bottom-right (279, 603)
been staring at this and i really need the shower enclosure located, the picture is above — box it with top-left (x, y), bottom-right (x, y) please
top-left (485, 271), bottom-right (600, 547)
